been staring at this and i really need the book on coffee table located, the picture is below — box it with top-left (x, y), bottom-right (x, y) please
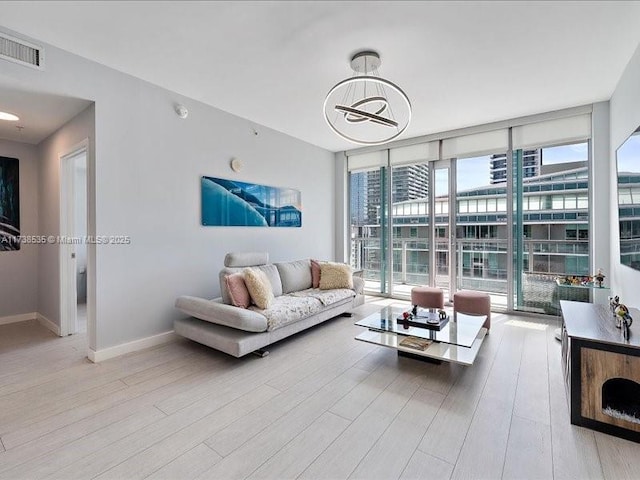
top-left (399, 336), bottom-right (433, 351)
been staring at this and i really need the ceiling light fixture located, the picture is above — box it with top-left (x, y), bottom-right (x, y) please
top-left (324, 50), bottom-right (411, 146)
top-left (0, 111), bottom-right (20, 122)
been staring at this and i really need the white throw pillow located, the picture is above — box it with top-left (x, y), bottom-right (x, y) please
top-left (319, 262), bottom-right (353, 290)
top-left (244, 268), bottom-right (275, 309)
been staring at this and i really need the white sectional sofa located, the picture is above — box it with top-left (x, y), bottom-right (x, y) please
top-left (174, 252), bottom-right (365, 357)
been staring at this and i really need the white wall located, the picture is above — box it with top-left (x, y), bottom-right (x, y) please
top-left (591, 102), bottom-right (611, 280)
top-left (610, 42), bottom-right (640, 306)
top-left (334, 152), bottom-right (348, 263)
top-left (37, 105), bottom-right (95, 326)
top-left (0, 139), bottom-right (38, 318)
top-left (0, 28), bottom-right (336, 352)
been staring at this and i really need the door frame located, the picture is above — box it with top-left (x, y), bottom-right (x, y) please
top-left (59, 140), bottom-right (88, 337)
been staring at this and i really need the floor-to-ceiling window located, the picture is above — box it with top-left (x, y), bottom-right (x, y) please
top-left (349, 167), bottom-right (388, 294)
top-left (455, 154), bottom-right (509, 309)
top-left (390, 163), bottom-right (429, 296)
top-left (347, 111), bottom-right (592, 315)
top-left (432, 161), bottom-right (452, 298)
top-left (514, 141), bottom-right (591, 314)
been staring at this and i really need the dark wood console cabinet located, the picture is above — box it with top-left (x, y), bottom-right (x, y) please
top-left (561, 300), bottom-right (640, 442)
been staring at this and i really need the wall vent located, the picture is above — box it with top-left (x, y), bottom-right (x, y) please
top-left (0, 32), bottom-right (44, 70)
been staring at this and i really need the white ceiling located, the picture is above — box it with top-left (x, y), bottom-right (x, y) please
top-left (1, 1), bottom-right (640, 152)
top-left (0, 86), bottom-right (91, 144)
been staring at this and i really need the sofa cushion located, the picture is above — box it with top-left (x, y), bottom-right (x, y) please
top-left (219, 269), bottom-right (238, 305)
top-left (250, 295), bottom-right (323, 331)
top-left (255, 264), bottom-right (283, 297)
top-left (310, 259), bottom-right (322, 288)
top-left (175, 296), bottom-right (268, 332)
top-left (352, 276), bottom-right (364, 295)
top-left (290, 288), bottom-right (355, 306)
top-left (244, 268), bottom-right (275, 309)
top-left (319, 262), bottom-right (353, 290)
top-left (220, 264), bottom-right (283, 304)
top-left (224, 273), bottom-right (250, 309)
top-left (224, 252), bottom-right (269, 267)
top-left (275, 259), bottom-right (313, 294)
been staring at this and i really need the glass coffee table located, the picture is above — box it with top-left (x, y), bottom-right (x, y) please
top-left (355, 306), bottom-right (488, 366)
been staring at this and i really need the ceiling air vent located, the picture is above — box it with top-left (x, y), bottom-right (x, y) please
top-left (0, 32), bottom-right (44, 70)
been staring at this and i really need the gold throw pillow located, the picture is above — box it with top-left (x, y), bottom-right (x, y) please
top-left (243, 268), bottom-right (274, 309)
top-left (319, 262), bottom-right (353, 290)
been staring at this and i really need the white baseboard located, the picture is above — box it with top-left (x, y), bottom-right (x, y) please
top-left (37, 313), bottom-right (61, 336)
top-left (87, 330), bottom-right (176, 363)
top-left (0, 312), bottom-right (37, 326)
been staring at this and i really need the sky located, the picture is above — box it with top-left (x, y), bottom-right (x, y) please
top-left (354, 141), bottom-right (604, 205)
top-left (455, 155), bottom-right (493, 192)
top-left (453, 142), bottom-right (590, 192)
top-left (617, 132), bottom-right (640, 174)
top-left (542, 142), bottom-right (588, 165)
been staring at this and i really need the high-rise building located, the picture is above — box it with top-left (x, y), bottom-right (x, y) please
top-left (391, 164), bottom-right (429, 202)
top-left (365, 169), bottom-right (382, 224)
top-left (365, 163), bottom-right (429, 225)
top-left (349, 173), bottom-right (368, 224)
top-left (355, 165), bottom-right (429, 224)
top-left (490, 149), bottom-right (541, 184)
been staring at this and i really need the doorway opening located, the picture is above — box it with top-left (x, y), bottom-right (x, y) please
top-left (59, 142), bottom-right (88, 336)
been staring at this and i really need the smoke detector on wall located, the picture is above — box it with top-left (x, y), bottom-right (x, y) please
top-left (175, 104), bottom-right (188, 119)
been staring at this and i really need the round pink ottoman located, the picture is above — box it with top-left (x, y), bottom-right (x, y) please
top-left (411, 286), bottom-right (444, 311)
top-left (453, 290), bottom-right (491, 331)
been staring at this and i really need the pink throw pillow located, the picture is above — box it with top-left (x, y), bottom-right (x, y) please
top-left (310, 259), bottom-right (321, 288)
top-left (225, 273), bottom-right (251, 309)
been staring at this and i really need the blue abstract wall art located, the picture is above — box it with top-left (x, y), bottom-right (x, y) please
top-left (0, 156), bottom-right (20, 251)
top-left (201, 176), bottom-right (302, 227)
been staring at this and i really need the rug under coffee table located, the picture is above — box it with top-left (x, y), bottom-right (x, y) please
top-left (355, 306), bottom-right (488, 366)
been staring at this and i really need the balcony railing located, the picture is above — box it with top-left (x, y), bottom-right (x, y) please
top-left (351, 236), bottom-right (590, 314)
top-left (620, 238), bottom-right (640, 254)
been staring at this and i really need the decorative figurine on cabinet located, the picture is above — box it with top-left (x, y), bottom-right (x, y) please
top-left (609, 295), bottom-right (620, 315)
top-left (594, 268), bottom-right (606, 288)
top-left (614, 303), bottom-right (633, 340)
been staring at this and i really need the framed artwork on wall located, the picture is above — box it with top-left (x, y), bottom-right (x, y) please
top-left (0, 156), bottom-right (20, 251)
top-left (201, 176), bottom-right (301, 227)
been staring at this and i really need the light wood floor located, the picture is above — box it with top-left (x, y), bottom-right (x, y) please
top-left (1, 297), bottom-right (640, 480)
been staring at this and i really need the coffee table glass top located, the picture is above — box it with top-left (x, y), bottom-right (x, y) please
top-left (355, 306), bottom-right (486, 348)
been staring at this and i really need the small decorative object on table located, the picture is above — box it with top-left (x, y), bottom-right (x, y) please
top-left (594, 268), bottom-right (606, 288)
top-left (397, 308), bottom-right (449, 330)
top-left (401, 311), bottom-right (412, 329)
top-left (428, 309), bottom-right (447, 325)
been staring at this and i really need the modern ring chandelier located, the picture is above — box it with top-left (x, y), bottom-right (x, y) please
top-left (324, 50), bottom-right (412, 146)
